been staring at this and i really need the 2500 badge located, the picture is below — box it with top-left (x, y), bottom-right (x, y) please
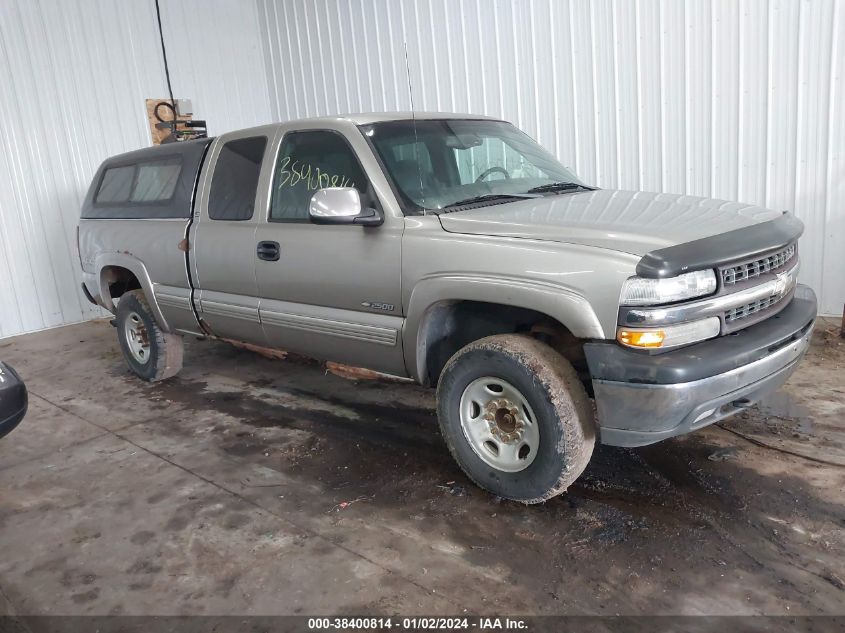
top-left (361, 301), bottom-right (395, 312)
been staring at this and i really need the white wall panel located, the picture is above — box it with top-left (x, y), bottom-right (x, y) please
top-left (824, 1), bottom-right (845, 318)
top-left (159, 0), bottom-right (272, 136)
top-left (794, 0), bottom-right (836, 317)
top-left (257, 0), bottom-right (845, 316)
top-left (636, 0), bottom-right (663, 192)
top-left (0, 0), bottom-right (271, 339)
top-left (1, 0), bottom-right (843, 339)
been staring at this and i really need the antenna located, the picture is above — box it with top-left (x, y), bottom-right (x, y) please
top-left (403, 42), bottom-right (426, 210)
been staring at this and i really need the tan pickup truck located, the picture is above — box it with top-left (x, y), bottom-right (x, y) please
top-left (78, 113), bottom-right (817, 503)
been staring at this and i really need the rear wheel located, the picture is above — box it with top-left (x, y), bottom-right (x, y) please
top-left (115, 290), bottom-right (183, 382)
top-left (436, 334), bottom-right (594, 503)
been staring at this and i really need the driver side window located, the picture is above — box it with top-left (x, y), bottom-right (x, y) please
top-left (270, 130), bottom-right (369, 222)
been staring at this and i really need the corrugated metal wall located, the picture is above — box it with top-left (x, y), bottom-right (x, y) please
top-left (1, 1), bottom-right (842, 339)
top-left (0, 0), bottom-right (271, 339)
top-left (257, 0), bottom-right (845, 316)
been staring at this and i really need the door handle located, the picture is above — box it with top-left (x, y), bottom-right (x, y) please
top-left (256, 240), bottom-right (280, 261)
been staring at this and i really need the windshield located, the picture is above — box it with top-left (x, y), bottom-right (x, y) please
top-left (361, 119), bottom-right (585, 212)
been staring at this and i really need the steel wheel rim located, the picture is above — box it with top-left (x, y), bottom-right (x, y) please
top-left (124, 311), bottom-right (151, 365)
top-left (458, 376), bottom-right (540, 473)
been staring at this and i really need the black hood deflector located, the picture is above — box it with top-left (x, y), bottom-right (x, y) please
top-left (636, 212), bottom-right (804, 278)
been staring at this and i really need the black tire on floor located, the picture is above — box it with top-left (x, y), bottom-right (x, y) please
top-left (436, 334), bottom-right (595, 504)
top-left (115, 290), bottom-right (183, 382)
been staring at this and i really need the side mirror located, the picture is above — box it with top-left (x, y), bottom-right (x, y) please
top-left (308, 187), bottom-right (383, 226)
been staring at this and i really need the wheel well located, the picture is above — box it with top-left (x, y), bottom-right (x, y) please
top-left (101, 266), bottom-right (141, 299)
top-left (418, 300), bottom-right (589, 388)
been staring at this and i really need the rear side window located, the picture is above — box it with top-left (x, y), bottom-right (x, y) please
top-left (95, 166), bottom-right (135, 203)
top-left (208, 136), bottom-right (268, 221)
top-left (94, 158), bottom-right (182, 204)
top-left (131, 158), bottom-right (181, 202)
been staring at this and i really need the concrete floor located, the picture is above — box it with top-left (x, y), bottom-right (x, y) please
top-left (0, 318), bottom-right (843, 617)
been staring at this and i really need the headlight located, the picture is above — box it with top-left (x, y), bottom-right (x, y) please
top-left (620, 270), bottom-right (717, 306)
top-left (617, 317), bottom-right (721, 350)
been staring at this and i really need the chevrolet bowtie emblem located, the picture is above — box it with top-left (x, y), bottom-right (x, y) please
top-left (773, 270), bottom-right (794, 298)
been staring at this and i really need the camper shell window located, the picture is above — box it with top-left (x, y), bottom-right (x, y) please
top-left (81, 137), bottom-right (213, 220)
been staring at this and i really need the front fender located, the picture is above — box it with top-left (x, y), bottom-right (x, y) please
top-left (403, 274), bottom-right (605, 382)
top-left (94, 252), bottom-right (171, 332)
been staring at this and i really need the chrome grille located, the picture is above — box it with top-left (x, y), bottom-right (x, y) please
top-left (721, 244), bottom-right (796, 285)
top-left (725, 295), bottom-right (783, 323)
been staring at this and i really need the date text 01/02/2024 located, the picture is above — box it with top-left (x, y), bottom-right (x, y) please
top-left (306, 617), bottom-right (528, 630)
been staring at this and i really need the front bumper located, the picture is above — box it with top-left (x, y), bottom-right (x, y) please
top-left (0, 362), bottom-right (28, 439)
top-left (584, 284), bottom-right (817, 447)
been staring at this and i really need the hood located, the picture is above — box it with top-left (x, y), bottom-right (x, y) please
top-left (437, 189), bottom-right (783, 255)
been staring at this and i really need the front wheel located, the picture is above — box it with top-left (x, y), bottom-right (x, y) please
top-left (436, 334), bottom-right (594, 503)
top-left (115, 290), bottom-right (183, 382)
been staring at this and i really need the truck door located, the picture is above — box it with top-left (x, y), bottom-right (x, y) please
top-left (254, 124), bottom-right (406, 376)
top-left (190, 127), bottom-right (277, 343)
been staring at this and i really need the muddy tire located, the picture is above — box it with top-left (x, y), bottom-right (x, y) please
top-left (115, 290), bottom-right (183, 382)
top-left (436, 334), bottom-right (594, 504)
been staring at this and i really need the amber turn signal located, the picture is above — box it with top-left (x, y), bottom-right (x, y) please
top-left (617, 317), bottom-right (721, 350)
top-left (617, 329), bottom-right (666, 348)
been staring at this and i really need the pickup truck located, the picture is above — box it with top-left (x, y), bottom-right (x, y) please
top-left (78, 113), bottom-right (817, 503)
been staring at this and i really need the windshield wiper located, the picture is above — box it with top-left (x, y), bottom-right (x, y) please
top-left (442, 193), bottom-right (537, 209)
top-left (526, 182), bottom-right (595, 194)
